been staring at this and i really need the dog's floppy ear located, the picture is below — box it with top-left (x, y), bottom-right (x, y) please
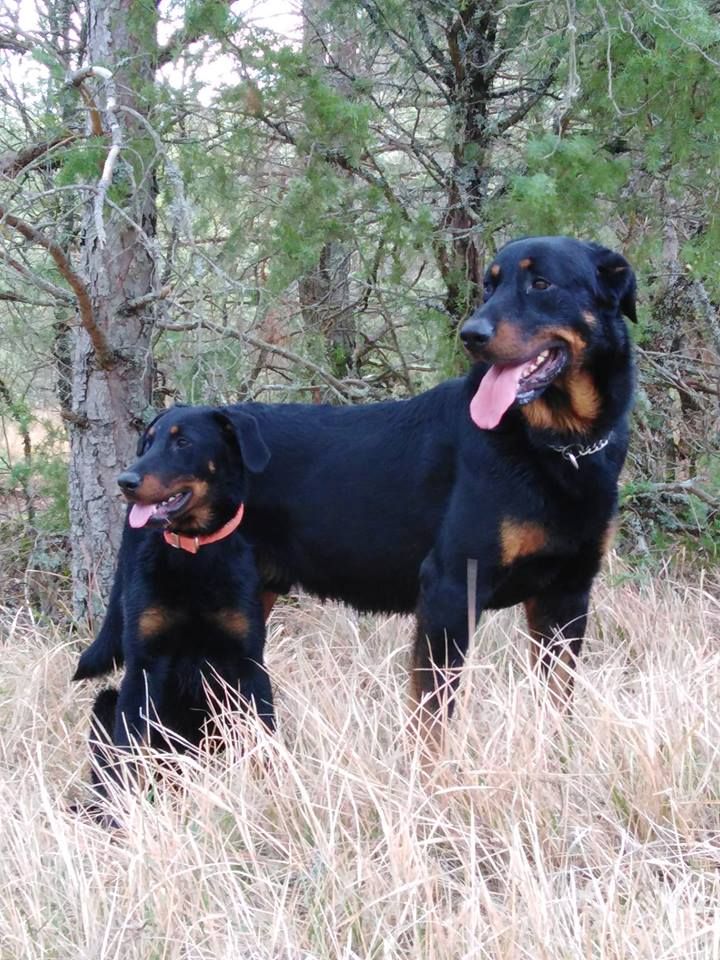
top-left (136, 408), bottom-right (169, 456)
top-left (214, 410), bottom-right (271, 474)
top-left (591, 244), bottom-right (637, 323)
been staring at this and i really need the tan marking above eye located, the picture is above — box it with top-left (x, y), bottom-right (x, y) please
top-left (170, 425), bottom-right (179, 435)
top-left (519, 258), bottom-right (533, 269)
top-left (490, 264), bottom-right (501, 277)
top-left (500, 519), bottom-right (547, 565)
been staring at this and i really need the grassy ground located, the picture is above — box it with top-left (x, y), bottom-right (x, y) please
top-left (0, 561), bottom-right (718, 959)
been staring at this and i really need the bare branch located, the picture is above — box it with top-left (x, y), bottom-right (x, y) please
top-left (0, 205), bottom-right (113, 367)
top-left (118, 285), bottom-right (171, 316)
top-left (65, 66), bottom-right (109, 137)
top-left (158, 314), bottom-right (366, 403)
top-left (0, 249), bottom-right (75, 303)
top-left (0, 134), bottom-right (80, 179)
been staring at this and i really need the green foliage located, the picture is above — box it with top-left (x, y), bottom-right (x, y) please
top-left (55, 139), bottom-right (105, 186)
top-left (185, 0), bottom-right (230, 39)
top-left (503, 137), bottom-right (630, 237)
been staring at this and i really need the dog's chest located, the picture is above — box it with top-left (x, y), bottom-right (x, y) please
top-left (129, 541), bottom-right (259, 654)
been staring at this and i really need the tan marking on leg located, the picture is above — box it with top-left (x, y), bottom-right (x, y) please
top-left (600, 517), bottom-right (619, 557)
top-left (210, 608), bottom-right (249, 638)
top-left (261, 591), bottom-right (278, 622)
top-left (524, 598), bottom-right (577, 712)
top-left (500, 519), bottom-right (546, 565)
top-left (138, 606), bottom-right (174, 638)
top-left (546, 646), bottom-right (576, 711)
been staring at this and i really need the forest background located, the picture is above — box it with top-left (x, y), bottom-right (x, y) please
top-left (1, 3), bottom-right (720, 958)
top-left (0, 0), bottom-right (718, 615)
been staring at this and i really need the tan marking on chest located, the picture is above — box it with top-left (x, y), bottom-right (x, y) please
top-left (500, 520), bottom-right (547, 565)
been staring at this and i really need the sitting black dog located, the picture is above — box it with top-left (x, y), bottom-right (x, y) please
top-left (73, 406), bottom-right (273, 793)
top-left (77, 236), bottom-right (636, 724)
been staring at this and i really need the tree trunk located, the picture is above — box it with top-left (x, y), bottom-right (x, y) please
top-left (299, 0), bottom-right (355, 381)
top-left (68, 0), bottom-right (157, 620)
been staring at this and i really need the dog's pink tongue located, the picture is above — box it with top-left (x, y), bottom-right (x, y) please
top-left (128, 503), bottom-right (158, 528)
top-left (469, 363), bottom-right (525, 430)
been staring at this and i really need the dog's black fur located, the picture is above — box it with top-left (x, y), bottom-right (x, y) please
top-left (76, 236), bottom-right (636, 718)
top-left (73, 406), bottom-right (274, 791)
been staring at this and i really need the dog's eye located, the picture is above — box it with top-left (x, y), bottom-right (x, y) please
top-left (175, 436), bottom-right (191, 448)
top-left (531, 278), bottom-right (551, 291)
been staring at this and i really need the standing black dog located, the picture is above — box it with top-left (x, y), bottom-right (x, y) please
top-left (73, 406), bottom-right (273, 791)
top-left (77, 236), bottom-right (636, 723)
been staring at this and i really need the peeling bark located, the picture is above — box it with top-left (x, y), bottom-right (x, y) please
top-left (69, 0), bottom-right (157, 618)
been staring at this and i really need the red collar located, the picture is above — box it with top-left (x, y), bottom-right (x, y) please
top-left (163, 502), bottom-right (245, 555)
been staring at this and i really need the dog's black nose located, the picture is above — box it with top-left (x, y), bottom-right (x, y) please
top-left (117, 471), bottom-right (142, 492)
top-left (460, 312), bottom-right (494, 353)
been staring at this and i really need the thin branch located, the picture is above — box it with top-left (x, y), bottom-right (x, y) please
top-left (626, 480), bottom-right (719, 511)
top-left (0, 249), bottom-right (75, 303)
top-left (0, 134), bottom-right (80, 179)
top-left (118, 285), bottom-right (171, 316)
top-left (0, 205), bottom-right (113, 367)
top-left (65, 67), bottom-right (108, 137)
top-left (0, 290), bottom-right (61, 308)
top-left (93, 73), bottom-right (121, 246)
top-left (155, 1), bottom-right (233, 68)
top-left (158, 315), bottom-right (364, 403)
top-left (496, 57), bottom-right (561, 134)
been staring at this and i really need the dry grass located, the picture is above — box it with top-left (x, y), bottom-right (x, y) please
top-left (1, 563), bottom-right (719, 959)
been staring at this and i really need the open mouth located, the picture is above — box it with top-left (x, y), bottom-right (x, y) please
top-left (469, 344), bottom-right (569, 430)
top-left (127, 490), bottom-right (193, 529)
top-left (515, 347), bottom-right (568, 403)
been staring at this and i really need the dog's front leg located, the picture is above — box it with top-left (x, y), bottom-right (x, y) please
top-left (411, 552), bottom-right (485, 735)
top-left (523, 576), bottom-right (594, 711)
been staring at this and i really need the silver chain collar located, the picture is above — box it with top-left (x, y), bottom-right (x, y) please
top-left (549, 432), bottom-right (613, 470)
